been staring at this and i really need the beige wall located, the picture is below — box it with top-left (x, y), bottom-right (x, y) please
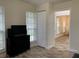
top-left (54, 1), bottom-right (72, 11)
top-left (0, 0), bottom-right (36, 28)
top-left (47, 3), bottom-right (55, 49)
top-left (70, 0), bottom-right (79, 53)
top-left (36, 2), bottom-right (49, 12)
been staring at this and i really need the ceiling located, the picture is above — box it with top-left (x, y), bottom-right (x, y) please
top-left (24, 0), bottom-right (71, 6)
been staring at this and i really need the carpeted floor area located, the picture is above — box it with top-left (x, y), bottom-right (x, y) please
top-left (0, 35), bottom-right (75, 58)
top-left (14, 46), bottom-right (74, 58)
top-left (0, 46), bottom-right (74, 58)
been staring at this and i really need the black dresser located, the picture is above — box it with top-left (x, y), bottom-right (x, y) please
top-left (6, 25), bottom-right (30, 57)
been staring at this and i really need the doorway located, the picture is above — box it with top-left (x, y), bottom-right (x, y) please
top-left (54, 10), bottom-right (70, 50)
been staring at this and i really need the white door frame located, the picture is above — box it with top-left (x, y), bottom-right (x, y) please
top-left (54, 10), bottom-right (71, 50)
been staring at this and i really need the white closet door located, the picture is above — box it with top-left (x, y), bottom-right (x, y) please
top-left (37, 12), bottom-right (47, 48)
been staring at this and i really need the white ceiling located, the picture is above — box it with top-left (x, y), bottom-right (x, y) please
top-left (24, 0), bottom-right (71, 6)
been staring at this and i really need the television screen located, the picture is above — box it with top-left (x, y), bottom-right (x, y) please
top-left (11, 25), bottom-right (27, 35)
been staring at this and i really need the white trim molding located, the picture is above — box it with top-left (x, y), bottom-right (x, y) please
top-left (69, 49), bottom-right (79, 54)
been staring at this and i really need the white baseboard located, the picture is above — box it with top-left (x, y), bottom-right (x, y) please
top-left (46, 45), bottom-right (54, 49)
top-left (0, 49), bottom-right (6, 53)
top-left (69, 49), bottom-right (79, 54)
top-left (30, 41), bottom-right (38, 47)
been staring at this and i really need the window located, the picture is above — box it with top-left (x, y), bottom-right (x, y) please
top-left (0, 7), bottom-right (5, 50)
top-left (26, 12), bottom-right (36, 42)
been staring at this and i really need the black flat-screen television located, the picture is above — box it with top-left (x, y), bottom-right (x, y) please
top-left (11, 25), bottom-right (27, 35)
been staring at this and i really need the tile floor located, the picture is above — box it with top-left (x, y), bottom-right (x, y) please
top-left (55, 35), bottom-right (69, 50)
